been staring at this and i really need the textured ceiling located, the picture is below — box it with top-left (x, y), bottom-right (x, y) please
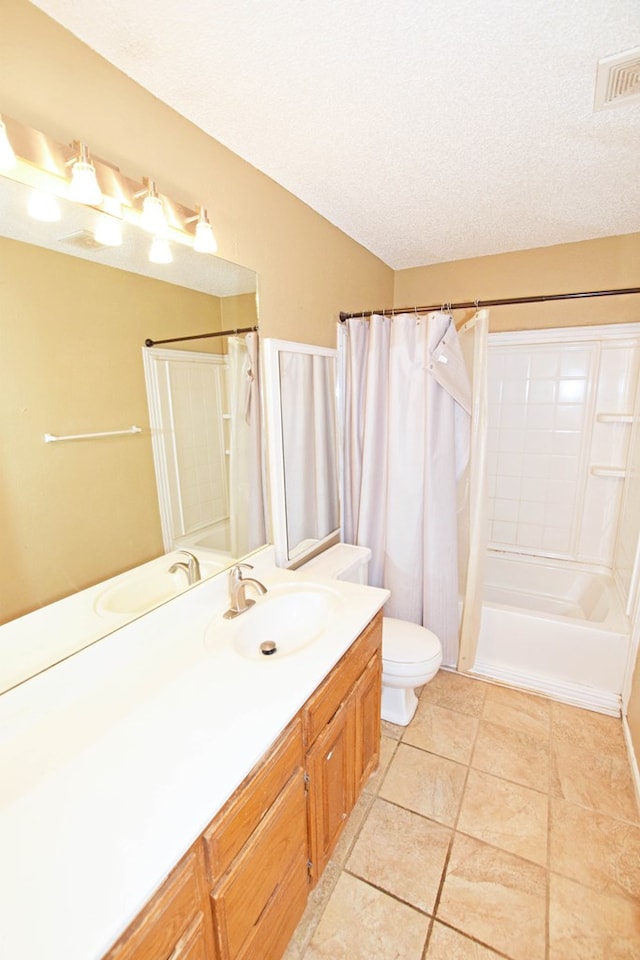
top-left (29, 0), bottom-right (640, 270)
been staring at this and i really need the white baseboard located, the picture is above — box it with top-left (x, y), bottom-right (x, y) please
top-left (623, 717), bottom-right (640, 818)
top-left (472, 658), bottom-right (621, 716)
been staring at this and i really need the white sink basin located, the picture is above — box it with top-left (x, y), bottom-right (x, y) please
top-left (222, 583), bottom-right (342, 661)
top-left (95, 555), bottom-right (224, 617)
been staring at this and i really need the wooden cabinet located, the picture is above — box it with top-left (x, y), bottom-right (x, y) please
top-left (304, 611), bottom-right (382, 886)
top-left (102, 613), bottom-right (382, 960)
top-left (204, 719), bottom-right (308, 960)
top-left (104, 844), bottom-right (215, 960)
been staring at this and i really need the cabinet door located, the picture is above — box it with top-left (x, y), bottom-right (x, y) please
top-left (306, 700), bottom-right (355, 886)
top-left (354, 653), bottom-right (382, 796)
top-left (211, 772), bottom-right (307, 960)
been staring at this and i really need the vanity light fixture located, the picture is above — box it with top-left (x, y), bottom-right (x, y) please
top-left (0, 116), bottom-right (16, 169)
top-left (191, 207), bottom-right (218, 254)
top-left (149, 235), bottom-right (173, 264)
top-left (94, 197), bottom-right (123, 247)
top-left (67, 141), bottom-right (103, 206)
top-left (28, 188), bottom-right (61, 222)
top-left (136, 178), bottom-right (168, 235)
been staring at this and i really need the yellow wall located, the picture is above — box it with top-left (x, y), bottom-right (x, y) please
top-left (395, 234), bottom-right (640, 331)
top-left (0, 237), bottom-right (227, 621)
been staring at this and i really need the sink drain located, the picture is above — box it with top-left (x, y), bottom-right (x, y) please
top-left (260, 640), bottom-right (277, 656)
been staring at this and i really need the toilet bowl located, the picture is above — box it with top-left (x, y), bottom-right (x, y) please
top-left (381, 617), bottom-right (442, 725)
top-left (298, 544), bottom-right (443, 726)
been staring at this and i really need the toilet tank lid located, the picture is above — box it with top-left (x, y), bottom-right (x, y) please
top-left (382, 618), bottom-right (441, 663)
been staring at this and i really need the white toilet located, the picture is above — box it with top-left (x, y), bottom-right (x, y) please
top-left (299, 544), bottom-right (443, 725)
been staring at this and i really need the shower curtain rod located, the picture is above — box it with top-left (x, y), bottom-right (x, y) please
top-left (338, 285), bottom-right (640, 321)
top-left (144, 325), bottom-right (258, 348)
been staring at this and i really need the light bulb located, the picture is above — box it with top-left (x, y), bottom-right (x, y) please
top-left (94, 196), bottom-right (123, 246)
top-left (193, 215), bottom-right (217, 254)
top-left (149, 236), bottom-right (172, 264)
top-left (0, 119), bottom-right (16, 169)
top-left (94, 214), bottom-right (123, 247)
top-left (141, 194), bottom-right (167, 234)
top-left (68, 160), bottom-right (102, 205)
top-left (28, 189), bottom-right (61, 222)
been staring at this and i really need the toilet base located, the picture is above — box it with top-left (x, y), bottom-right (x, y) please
top-left (381, 684), bottom-right (419, 726)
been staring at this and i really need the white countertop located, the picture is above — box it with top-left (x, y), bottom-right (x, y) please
top-left (0, 548), bottom-right (388, 960)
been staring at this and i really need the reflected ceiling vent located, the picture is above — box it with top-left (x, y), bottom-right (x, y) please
top-left (594, 45), bottom-right (640, 110)
top-left (59, 229), bottom-right (109, 250)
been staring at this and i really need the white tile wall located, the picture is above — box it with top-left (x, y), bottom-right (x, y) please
top-left (487, 336), bottom-right (640, 566)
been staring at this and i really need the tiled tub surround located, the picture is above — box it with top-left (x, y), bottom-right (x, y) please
top-left (284, 671), bottom-right (640, 960)
top-left (486, 325), bottom-right (640, 567)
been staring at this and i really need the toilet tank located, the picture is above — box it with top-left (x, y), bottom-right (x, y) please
top-left (297, 544), bottom-right (371, 584)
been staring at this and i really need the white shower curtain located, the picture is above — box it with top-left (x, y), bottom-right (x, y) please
top-left (340, 312), bottom-right (471, 665)
top-left (279, 352), bottom-right (339, 557)
top-left (457, 309), bottom-right (490, 672)
top-left (228, 333), bottom-right (266, 558)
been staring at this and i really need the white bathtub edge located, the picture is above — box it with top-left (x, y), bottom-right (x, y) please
top-left (473, 658), bottom-right (621, 717)
top-left (622, 717), bottom-right (640, 819)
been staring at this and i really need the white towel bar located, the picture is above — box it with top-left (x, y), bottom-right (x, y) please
top-left (44, 426), bottom-right (142, 443)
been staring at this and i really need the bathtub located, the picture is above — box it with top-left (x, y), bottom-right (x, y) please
top-left (178, 519), bottom-right (231, 556)
top-left (472, 552), bottom-right (630, 715)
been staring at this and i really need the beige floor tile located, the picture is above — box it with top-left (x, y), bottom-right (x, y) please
top-left (482, 684), bottom-right (551, 739)
top-left (550, 796), bottom-right (640, 899)
top-left (472, 718), bottom-right (550, 792)
top-left (551, 700), bottom-right (628, 756)
top-left (331, 789), bottom-right (374, 865)
top-left (425, 922), bottom-right (503, 959)
top-left (379, 743), bottom-right (467, 826)
top-left (437, 833), bottom-right (547, 960)
top-left (551, 739), bottom-right (640, 823)
top-left (403, 699), bottom-right (479, 764)
top-left (346, 797), bottom-right (451, 913)
top-left (283, 861), bottom-right (342, 960)
top-left (549, 873), bottom-right (640, 959)
top-left (303, 872), bottom-right (429, 960)
top-left (458, 768), bottom-right (548, 865)
top-left (420, 670), bottom-right (487, 718)
top-left (381, 717), bottom-right (404, 740)
top-left (363, 735), bottom-right (399, 795)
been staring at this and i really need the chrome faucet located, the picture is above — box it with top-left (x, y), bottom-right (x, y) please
top-left (168, 550), bottom-right (201, 586)
top-left (224, 563), bottom-right (267, 619)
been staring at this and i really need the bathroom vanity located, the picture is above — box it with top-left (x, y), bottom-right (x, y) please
top-left (0, 549), bottom-right (388, 960)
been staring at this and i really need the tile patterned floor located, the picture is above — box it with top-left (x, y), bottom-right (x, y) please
top-left (283, 671), bottom-right (640, 960)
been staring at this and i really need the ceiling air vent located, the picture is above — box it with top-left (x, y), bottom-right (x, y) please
top-left (594, 46), bottom-right (640, 110)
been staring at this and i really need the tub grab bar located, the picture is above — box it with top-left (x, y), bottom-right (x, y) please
top-left (590, 465), bottom-right (626, 478)
top-left (44, 426), bottom-right (142, 443)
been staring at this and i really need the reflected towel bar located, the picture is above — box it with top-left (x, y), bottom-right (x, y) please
top-left (44, 426), bottom-right (142, 443)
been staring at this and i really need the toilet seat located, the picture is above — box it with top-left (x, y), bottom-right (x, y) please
top-left (382, 618), bottom-right (442, 678)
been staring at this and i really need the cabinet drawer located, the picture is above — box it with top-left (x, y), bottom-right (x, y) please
top-left (303, 612), bottom-right (382, 747)
top-left (211, 772), bottom-right (307, 960)
top-left (234, 855), bottom-right (308, 960)
top-left (204, 717), bottom-right (303, 881)
top-left (106, 847), bottom-right (205, 960)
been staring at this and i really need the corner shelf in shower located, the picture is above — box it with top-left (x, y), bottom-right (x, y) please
top-left (595, 413), bottom-right (636, 424)
top-left (590, 465), bottom-right (627, 478)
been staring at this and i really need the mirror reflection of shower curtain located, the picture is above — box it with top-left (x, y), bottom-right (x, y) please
top-left (457, 309), bottom-right (490, 673)
top-left (339, 312), bottom-right (471, 665)
top-left (279, 352), bottom-right (339, 558)
top-left (228, 333), bottom-right (266, 557)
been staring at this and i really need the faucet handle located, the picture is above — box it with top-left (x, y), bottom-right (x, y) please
top-left (229, 562), bottom-right (253, 583)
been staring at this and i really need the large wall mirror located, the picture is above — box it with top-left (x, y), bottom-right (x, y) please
top-left (0, 166), bottom-right (266, 692)
top-left (263, 338), bottom-right (340, 567)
